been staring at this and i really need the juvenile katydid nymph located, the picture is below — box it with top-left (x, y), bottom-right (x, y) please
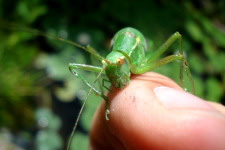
top-left (104, 27), bottom-right (147, 88)
top-left (68, 27), bottom-right (195, 150)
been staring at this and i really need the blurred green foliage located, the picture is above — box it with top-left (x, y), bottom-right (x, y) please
top-left (0, 0), bottom-right (224, 149)
top-left (35, 107), bottom-right (62, 150)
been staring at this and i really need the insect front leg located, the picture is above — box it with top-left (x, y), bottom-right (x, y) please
top-left (102, 79), bottom-right (112, 92)
top-left (67, 64), bottom-right (110, 150)
top-left (132, 32), bottom-right (195, 94)
top-left (69, 63), bottom-right (110, 119)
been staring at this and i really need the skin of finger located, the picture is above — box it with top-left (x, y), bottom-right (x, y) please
top-left (90, 72), bottom-right (225, 150)
top-left (207, 102), bottom-right (225, 115)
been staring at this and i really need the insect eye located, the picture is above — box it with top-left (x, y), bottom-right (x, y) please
top-left (117, 58), bottom-right (124, 66)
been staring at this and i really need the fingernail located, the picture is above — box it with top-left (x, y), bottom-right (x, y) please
top-left (154, 86), bottom-right (214, 110)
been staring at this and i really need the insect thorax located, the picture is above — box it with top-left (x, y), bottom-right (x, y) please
top-left (111, 27), bottom-right (147, 66)
top-left (104, 27), bottom-right (147, 88)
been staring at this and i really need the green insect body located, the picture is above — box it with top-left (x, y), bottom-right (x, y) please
top-left (105, 27), bottom-right (147, 88)
top-left (68, 27), bottom-right (195, 150)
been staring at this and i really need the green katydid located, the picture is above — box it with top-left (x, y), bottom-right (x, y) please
top-left (1, 23), bottom-right (195, 149)
top-left (68, 27), bottom-right (195, 150)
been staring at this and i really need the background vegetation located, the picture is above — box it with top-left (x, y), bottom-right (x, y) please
top-left (0, 0), bottom-right (224, 149)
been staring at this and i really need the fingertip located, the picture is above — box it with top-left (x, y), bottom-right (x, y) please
top-left (91, 72), bottom-right (225, 150)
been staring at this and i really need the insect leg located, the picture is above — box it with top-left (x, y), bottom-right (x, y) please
top-left (146, 32), bottom-right (182, 63)
top-left (102, 79), bottom-right (112, 92)
top-left (69, 63), bottom-right (110, 115)
top-left (131, 32), bottom-right (195, 93)
top-left (144, 32), bottom-right (195, 93)
top-left (67, 67), bottom-right (109, 150)
top-left (131, 54), bottom-right (195, 94)
top-left (146, 32), bottom-right (187, 86)
top-left (69, 63), bottom-right (111, 114)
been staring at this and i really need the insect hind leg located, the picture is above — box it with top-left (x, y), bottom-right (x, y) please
top-left (175, 33), bottom-right (195, 94)
top-left (132, 32), bottom-right (195, 94)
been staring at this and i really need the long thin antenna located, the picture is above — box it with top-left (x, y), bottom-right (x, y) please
top-left (67, 68), bottom-right (105, 150)
top-left (0, 20), bottom-right (104, 61)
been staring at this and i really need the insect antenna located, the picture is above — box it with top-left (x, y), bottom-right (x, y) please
top-left (0, 20), bottom-right (105, 61)
top-left (67, 67), bottom-right (106, 150)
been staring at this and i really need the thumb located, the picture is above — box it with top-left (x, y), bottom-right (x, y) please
top-left (90, 72), bottom-right (225, 150)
